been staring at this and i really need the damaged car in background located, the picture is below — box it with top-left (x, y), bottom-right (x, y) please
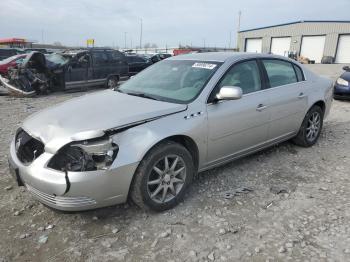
top-left (0, 49), bottom-right (129, 97)
top-left (8, 52), bottom-right (333, 212)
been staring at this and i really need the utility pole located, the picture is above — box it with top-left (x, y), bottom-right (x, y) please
top-left (139, 18), bottom-right (143, 49)
top-left (236, 10), bottom-right (241, 50)
top-left (124, 32), bottom-right (127, 49)
top-left (229, 31), bottom-right (232, 49)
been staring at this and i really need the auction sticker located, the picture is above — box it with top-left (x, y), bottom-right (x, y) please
top-left (192, 63), bottom-right (217, 70)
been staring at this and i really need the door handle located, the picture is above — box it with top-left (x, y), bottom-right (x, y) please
top-left (256, 104), bottom-right (267, 112)
top-left (298, 92), bottom-right (306, 99)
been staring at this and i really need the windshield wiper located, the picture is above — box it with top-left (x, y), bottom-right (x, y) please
top-left (124, 92), bottom-right (160, 101)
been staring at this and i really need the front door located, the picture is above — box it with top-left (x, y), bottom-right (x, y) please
top-left (206, 60), bottom-right (270, 165)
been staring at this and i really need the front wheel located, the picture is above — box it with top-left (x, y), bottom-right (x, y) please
top-left (292, 105), bottom-right (323, 147)
top-left (130, 141), bottom-right (194, 211)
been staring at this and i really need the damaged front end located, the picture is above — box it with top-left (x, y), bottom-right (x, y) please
top-left (0, 51), bottom-right (65, 97)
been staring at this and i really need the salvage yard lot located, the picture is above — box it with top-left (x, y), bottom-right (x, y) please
top-left (0, 65), bottom-right (350, 261)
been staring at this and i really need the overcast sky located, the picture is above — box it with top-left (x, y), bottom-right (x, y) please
top-left (1, 0), bottom-right (349, 48)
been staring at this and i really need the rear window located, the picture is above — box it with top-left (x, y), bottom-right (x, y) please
top-left (293, 64), bottom-right (305, 81)
top-left (262, 59), bottom-right (297, 88)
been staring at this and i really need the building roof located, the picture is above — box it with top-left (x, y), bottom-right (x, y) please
top-left (239, 20), bottom-right (350, 33)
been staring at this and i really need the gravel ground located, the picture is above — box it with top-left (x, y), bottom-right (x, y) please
top-left (0, 65), bottom-right (349, 262)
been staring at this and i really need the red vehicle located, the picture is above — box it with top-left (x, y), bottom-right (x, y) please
top-left (0, 54), bottom-right (26, 76)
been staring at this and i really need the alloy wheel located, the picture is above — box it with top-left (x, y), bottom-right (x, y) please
top-left (147, 155), bottom-right (186, 204)
top-left (306, 111), bottom-right (321, 142)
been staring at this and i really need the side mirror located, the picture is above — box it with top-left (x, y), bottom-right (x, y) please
top-left (216, 86), bottom-right (243, 101)
top-left (343, 66), bottom-right (350, 72)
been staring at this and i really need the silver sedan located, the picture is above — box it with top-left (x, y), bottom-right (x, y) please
top-left (8, 52), bottom-right (333, 211)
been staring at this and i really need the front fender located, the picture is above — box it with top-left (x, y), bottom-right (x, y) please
top-left (110, 107), bottom-right (208, 171)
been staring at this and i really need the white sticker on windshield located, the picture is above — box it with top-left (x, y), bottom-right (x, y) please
top-left (192, 62), bottom-right (217, 70)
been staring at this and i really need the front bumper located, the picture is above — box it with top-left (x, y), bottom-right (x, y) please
top-left (334, 83), bottom-right (350, 98)
top-left (0, 75), bottom-right (36, 97)
top-left (8, 138), bottom-right (139, 211)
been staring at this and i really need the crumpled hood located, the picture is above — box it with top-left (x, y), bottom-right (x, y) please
top-left (23, 90), bottom-right (187, 153)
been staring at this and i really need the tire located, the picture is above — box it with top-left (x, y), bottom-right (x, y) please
top-left (130, 141), bottom-right (195, 211)
top-left (106, 75), bottom-right (119, 89)
top-left (292, 105), bottom-right (323, 147)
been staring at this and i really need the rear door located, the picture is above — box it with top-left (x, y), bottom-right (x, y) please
top-left (260, 59), bottom-right (308, 140)
top-left (206, 60), bottom-right (270, 165)
top-left (91, 50), bottom-right (110, 84)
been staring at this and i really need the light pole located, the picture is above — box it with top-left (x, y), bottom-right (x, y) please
top-left (236, 10), bottom-right (241, 50)
top-left (139, 18), bottom-right (143, 49)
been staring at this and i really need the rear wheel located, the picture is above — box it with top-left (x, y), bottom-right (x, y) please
top-left (292, 105), bottom-right (323, 147)
top-left (130, 141), bottom-right (194, 211)
top-left (106, 75), bottom-right (119, 89)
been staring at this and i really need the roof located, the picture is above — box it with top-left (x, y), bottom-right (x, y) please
top-left (239, 20), bottom-right (350, 33)
top-left (169, 52), bottom-right (280, 62)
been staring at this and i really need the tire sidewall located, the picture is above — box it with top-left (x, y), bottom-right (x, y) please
top-left (301, 106), bottom-right (324, 146)
top-left (106, 75), bottom-right (119, 89)
top-left (138, 143), bottom-right (194, 211)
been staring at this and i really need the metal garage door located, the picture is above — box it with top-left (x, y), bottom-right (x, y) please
top-left (335, 35), bottom-right (350, 63)
top-left (271, 37), bottom-right (291, 56)
top-left (245, 38), bottom-right (262, 53)
top-left (300, 36), bottom-right (326, 63)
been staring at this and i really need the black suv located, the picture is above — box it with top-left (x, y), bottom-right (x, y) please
top-left (62, 48), bottom-right (129, 89)
top-left (0, 49), bottom-right (130, 96)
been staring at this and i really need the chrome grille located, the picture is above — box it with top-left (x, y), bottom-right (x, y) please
top-left (26, 184), bottom-right (96, 208)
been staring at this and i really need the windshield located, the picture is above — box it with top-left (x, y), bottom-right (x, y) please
top-left (45, 53), bottom-right (69, 66)
top-left (119, 60), bottom-right (222, 103)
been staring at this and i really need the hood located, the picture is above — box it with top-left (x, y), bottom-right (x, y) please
top-left (23, 90), bottom-right (187, 153)
top-left (340, 71), bottom-right (350, 82)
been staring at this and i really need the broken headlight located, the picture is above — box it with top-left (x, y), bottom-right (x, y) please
top-left (48, 137), bottom-right (118, 172)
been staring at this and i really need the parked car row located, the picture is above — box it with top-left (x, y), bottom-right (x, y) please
top-left (0, 49), bottom-right (129, 96)
top-left (0, 48), bottom-right (173, 96)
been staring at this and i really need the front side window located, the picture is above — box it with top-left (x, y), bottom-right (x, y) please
top-left (119, 60), bottom-right (222, 103)
top-left (262, 59), bottom-right (297, 88)
top-left (217, 60), bottom-right (262, 94)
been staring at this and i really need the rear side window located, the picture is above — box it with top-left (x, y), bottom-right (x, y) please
top-left (293, 64), bottom-right (305, 81)
top-left (92, 51), bottom-right (109, 64)
top-left (106, 50), bottom-right (124, 62)
top-left (262, 59), bottom-right (297, 88)
top-left (218, 60), bottom-right (261, 94)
